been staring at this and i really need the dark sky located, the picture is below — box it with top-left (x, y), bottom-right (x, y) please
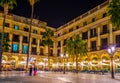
top-left (0, 0), bottom-right (107, 28)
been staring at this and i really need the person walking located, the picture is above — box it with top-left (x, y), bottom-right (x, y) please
top-left (29, 66), bottom-right (33, 76)
top-left (33, 66), bottom-right (37, 76)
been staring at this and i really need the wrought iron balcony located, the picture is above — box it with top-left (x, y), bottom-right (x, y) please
top-left (100, 31), bottom-right (109, 35)
top-left (100, 45), bottom-right (108, 50)
top-left (31, 52), bottom-right (37, 55)
top-left (11, 50), bottom-right (19, 53)
top-left (22, 40), bottom-right (28, 43)
top-left (90, 34), bottom-right (97, 38)
top-left (32, 42), bottom-right (37, 45)
top-left (12, 39), bottom-right (19, 42)
top-left (90, 47), bottom-right (97, 51)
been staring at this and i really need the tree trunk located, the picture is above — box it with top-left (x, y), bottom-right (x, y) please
top-left (76, 55), bottom-right (78, 73)
top-left (72, 55), bottom-right (75, 70)
top-left (26, 5), bottom-right (34, 71)
top-left (48, 45), bottom-right (50, 71)
top-left (0, 4), bottom-right (8, 72)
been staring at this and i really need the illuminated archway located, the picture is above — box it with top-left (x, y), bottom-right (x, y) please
top-left (101, 53), bottom-right (110, 71)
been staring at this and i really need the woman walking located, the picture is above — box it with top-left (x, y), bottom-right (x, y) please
top-left (33, 66), bottom-right (37, 76)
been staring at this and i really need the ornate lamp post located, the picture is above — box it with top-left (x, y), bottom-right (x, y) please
top-left (107, 45), bottom-right (115, 79)
top-left (61, 53), bottom-right (68, 74)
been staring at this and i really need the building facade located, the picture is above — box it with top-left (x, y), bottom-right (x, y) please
top-left (0, 0), bottom-right (120, 71)
top-left (55, 0), bottom-right (120, 71)
top-left (0, 13), bottom-right (56, 70)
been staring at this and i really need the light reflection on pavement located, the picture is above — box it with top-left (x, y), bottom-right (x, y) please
top-left (0, 71), bottom-right (120, 83)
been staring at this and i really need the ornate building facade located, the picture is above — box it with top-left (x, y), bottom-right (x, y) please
top-left (55, 0), bottom-right (120, 71)
top-left (0, 0), bottom-right (120, 71)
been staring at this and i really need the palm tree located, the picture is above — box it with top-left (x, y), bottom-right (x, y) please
top-left (0, 0), bottom-right (17, 71)
top-left (108, 0), bottom-right (120, 29)
top-left (65, 35), bottom-right (87, 73)
top-left (0, 33), bottom-right (10, 52)
top-left (42, 28), bottom-right (54, 70)
top-left (26, 0), bottom-right (40, 70)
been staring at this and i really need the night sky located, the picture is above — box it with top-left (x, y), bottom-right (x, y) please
top-left (0, 0), bottom-right (107, 28)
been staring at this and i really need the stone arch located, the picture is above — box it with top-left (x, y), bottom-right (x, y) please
top-left (82, 56), bottom-right (88, 61)
top-left (114, 52), bottom-right (120, 59)
top-left (101, 53), bottom-right (110, 60)
top-left (19, 57), bottom-right (25, 61)
top-left (2, 55), bottom-right (8, 63)
top-left (2, 55), bottom-right (8, 61)
top-left (90, 53), bottom-right (99, 61)
top-left (11, 56), bottom-right (18, 61)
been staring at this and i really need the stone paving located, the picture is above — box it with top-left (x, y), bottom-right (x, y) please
top-left (0, 71), bottom-right (120, 83)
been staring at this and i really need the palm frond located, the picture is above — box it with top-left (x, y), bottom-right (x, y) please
top-left (65, 35), bottom-right (87, 58)
top-left (108, 0), bottom-right (120, 29)
top-left (29, 0), bottom-right (40, 6)
top-left (0, 0), bottom-right (17, 9)
top-left (41, 28), bottom-right (54, 46)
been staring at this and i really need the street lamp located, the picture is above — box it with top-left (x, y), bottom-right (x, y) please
top-left (107, 45), bottom-right (115, 78)
top-left (61, 53), bottom-right (68, 74)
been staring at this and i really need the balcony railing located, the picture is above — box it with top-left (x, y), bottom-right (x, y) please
top-left (11, 50), bottom-right (19, 53)
top-left (32, 42), bottom-right (37, 45)
top-left (90, 47), bottom-right (97, 51)
top-left (22, 40), bottom-right (28, 43)
top-left (12, 39), bottom-right (19, 42)
top-left (31, 52), bottom-right (37, 55)
top-left (100, 31), bottom-right (109, 35)
top-left (100, 45), bottom-right (108, 50)
top-left (40, 53), bottom-right (44, 56)
top-left (40, 43), bottom-right (44, 46)
top-left (22, 51), bottom-right (28, 54)
top-left (90, 34), bottom-right (97, 38)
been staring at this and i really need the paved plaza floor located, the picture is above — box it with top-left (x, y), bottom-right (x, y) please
top-left (0, 71), bottom-right (120, 83)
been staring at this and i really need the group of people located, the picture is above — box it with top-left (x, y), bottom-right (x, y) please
top-left (29, 66), bottom-right (37, 76)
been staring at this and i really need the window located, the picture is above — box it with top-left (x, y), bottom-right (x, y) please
top-left (92, 18), bottom-right (96, 22)
top-left (58, 33), bottom-right (62, 37)
top-left (33, 30), bottom-right (37, 34)
top-left (13, 34), bottom-right (19, 42)
top-left (102, 38), bottom-right (108, 45)
top-left (83, 22), bottom-right (87, 26)
top-left (103, 13), bottom-right (107, 18)
top-left (40, 39), bottom-right (44, 46)
top-left (57, 41), bottom-right (61, 47)
top-left (32, 38), bottom-right (36, 44)
top-left (23, 45), bottom-right (28, 54)
top-left (82, 31), bottom-right (88, 40)
top-left (57, 49), bottom-right (60, 56)
top-left (23, 36), bottom-right (28, 43)
top-left (76, 26), bottom-right (79, 29)
top-left (116, 35), bottom-right (120, 47)
top-left (40, 48), bottom-right (44, 55)
top-left (69, 28), bottom-right (73, 32)
top-left (5, 23), bottom-right (9, 27)
top-left (90, 28), bottom-right (96, 37)
top-left (70, 37), bottom-right (72, 40)
top-left (31, 47), bottom-right (36, 55)
top-left (14, 25), bottom-right (19, 30)
top-left (101, 38), bottom-right (108, 49)
top-left (91, 41), bottom-right (96, 51)
top-left (102, 24), bottom-right (108, 34)
top-left (24, 28), bottom-right (29, 32)
top-left (12, 44), bottom-right (19, 52)
top-left (63, 39), bottom-right (67, 45)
